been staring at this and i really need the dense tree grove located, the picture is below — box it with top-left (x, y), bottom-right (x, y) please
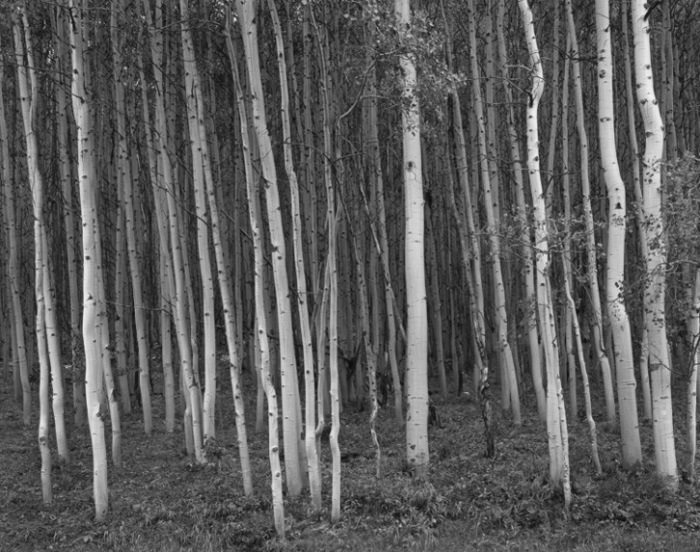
top-left (1, 0), bottom-right (700, 537)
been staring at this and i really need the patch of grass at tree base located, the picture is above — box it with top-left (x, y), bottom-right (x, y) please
top-left (3, 373), bottom-right (700, 552)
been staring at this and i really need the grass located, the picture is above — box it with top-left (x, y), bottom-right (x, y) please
top-left (2, 368), bottom-right (700, 551)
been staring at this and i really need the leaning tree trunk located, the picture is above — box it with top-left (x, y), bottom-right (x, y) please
top-left (236, 0), bottom-right (304, 496)
top-left (518, 0), bottom-right (571, 510)
top-left (267, 0), bottom-right (321, 510)
top-left (228, 17), bottom-right (285, 531)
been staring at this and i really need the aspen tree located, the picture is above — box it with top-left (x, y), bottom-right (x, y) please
top-left (144, 0), bottom-right (204, 463)
top-left (179, 0), bottom-right (217, 446)
top-left (267, 0), bottom-right (321, 509)
top-left (135, 23), bottom-right (176, 433)
top-left (112, 0), bottom-right (151, 430)
top-left (69, 0), bottom-right (109, 521)
top-left (395, 0), bottom-right (429, 475)
top-left (631, 0), bottom-right (678, 490)
top-left (180, 0), bottom-right (252, 491)
top-left (442, 0), bottom-right (493, 455)
top-left (495, 0), bottom-right (544, 420)
top-left (236, 0), bottom-right (304, 495)
top-left (307, 3), bottom-right (342, 516)
top-left (466, 0), bottom-right (520, 425)
top-left (365, 16), bottom-right (404, 427)
top-left (0, 58), bottom-right (31, 428)
top-left (687, 268), bottom-right (700, 482)
top-left (14, 7), bottom-right (69, 471)
top-left (595, 0), bottom-right (642, 469)
top-left (565, 0), bottom-right (616, 425)
top-left (302, 7), bottom-right (320, 302)
top-left (227, 16), bottom-right (284, 532)
top-left (518, 0), bottom-right (571, 508)
top-left (561, 37), bottom-right (577, 416)
top-left (621, 0), bottom-right (652, 421)
top-left (53, 6), bottom-right (86, 427)
top-left (562, 256), bottom-right (602, 475)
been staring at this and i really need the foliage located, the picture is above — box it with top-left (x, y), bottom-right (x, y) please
top-left (4, 368), bottom-right (700, 552)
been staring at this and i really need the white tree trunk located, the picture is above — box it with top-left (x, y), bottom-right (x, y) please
top-left (595, 0), bottom-right (642, 469)
top-left (236, 0), bottom-right (304, 495)
top-left (396, 0), bottom-right (429, 475)
top-left (518, 0), bottom-right (571, 509)
top-left (631, 0), bottom-right (678, 490)
top-left (69, 0), bottom-right (108, 520)
top-left (267, 0), bottom-right (321, 509)
top-left (566, 0), bottom-right (616, 425)
top-left (179, 0), bottom-right (217, 447)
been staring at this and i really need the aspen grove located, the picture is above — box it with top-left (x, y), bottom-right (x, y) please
top-left (2, 0), bottom-right (700, 548)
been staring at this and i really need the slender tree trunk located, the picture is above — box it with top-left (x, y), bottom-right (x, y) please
top-left (566, 0), bottom-right (616, 425)
top-left (145, 0), bottom-right (203, 463)
top-left (266, 0), bottom-right (321, 509)
top-left (179, 0), bottom-right (218, 447)
top-left (687, 268), bottom-right (700, 482)
top-left (0, 58), bottom-right (31, 429)
top-left (518, 0), bottom-right (571, 509)
top-left (112, 0), bottom-right (150, 430)
top-left (621, 0), bottom-right (652, 421)
top-left (53, 8), bottom-right (86, 427)
top-left (69, 0), bottom-right (108, 521)
top-left (236, 0), bottom-right (304, 495)
top-left (14, 8), bottom-right (69, 475)
top-left (466, 0), bottom-right (520, 425)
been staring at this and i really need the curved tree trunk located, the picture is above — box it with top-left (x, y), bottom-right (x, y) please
top-left (518, 0), bottom-right (571, 509)
top-left (631, 0), bottom-right (678, 490)
top-left (595, 0), bottom-right (642, 469)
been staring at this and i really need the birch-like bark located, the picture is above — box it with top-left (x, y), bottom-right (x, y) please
top-left (179, 0), bottom-right (217, 446)
top-left (135, 25), bottom-right (175, 433)
top-left (236, 0), bottom-right (304, 495)
top-left (227, 14), bottom-right (284, 530)
top-left (563, 256), bottom-right (602, 475)
top-left (267, 0), bottom-right (321, 509)
top-left (631, 0), bottom-right (678, 490)
top-left (622, 0), bottom-right (652, 421)
top-left (496, 0), bottom-right (544, 420)
top-left (467, 0), bottom-right (520, 424)
top-left (112, 0), bottom-right (150, 431)
top-left (0, 58), bottom-right (31, 428)
top-left (145, 0), bottom-right (203, 462)
top-left (595, 0), bottom-right (642, 469)
top-left (396, 0), bottom-right (429, 475)
top-left (687, 268), bottom-right (700, 482)
top-left (69, 0), bottom-right (108, 520)
top-left (442, 0), bottom-right (493, 454)
top-left (518, 0), bottom-right (571, 509)
top-left (14, 9), bottom-right (69, 471)
top-left (53, 8), bottom-right (86, 427)
top-left (365, 20), bottom-right (403, 426)
top-left (565, 0), bottom-right (616, 424)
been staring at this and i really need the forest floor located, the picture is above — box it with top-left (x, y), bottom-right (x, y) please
top-left (2, 366), bottom-right (700, 551)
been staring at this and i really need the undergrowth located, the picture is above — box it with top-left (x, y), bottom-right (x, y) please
top-left (2, 370), bottom-right (700, 551)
